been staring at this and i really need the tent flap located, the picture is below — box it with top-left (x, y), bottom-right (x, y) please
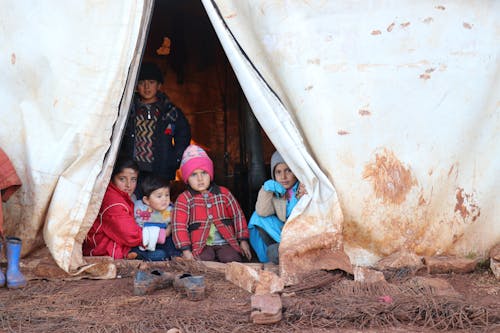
top-left (0, 0), bottom-right (498, 279)
top-left (0, 1), bottom-right (153, 272)
top-left (204, 0), bottom-right (500, 279)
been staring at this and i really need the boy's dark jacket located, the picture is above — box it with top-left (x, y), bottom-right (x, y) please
top-left (120, 91), bottom-right (191, 180)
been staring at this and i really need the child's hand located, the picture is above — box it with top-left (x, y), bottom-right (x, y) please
top-left (296, 183), bottom-right (308, 199)
top-left (239, 240), bottom-right (252, 261)
top-left (182, 250), bottom-right (194, 260)
top-left (165, 225), bottom-right (172, 237)
top-left (263, 180), bottom-right (286, 197)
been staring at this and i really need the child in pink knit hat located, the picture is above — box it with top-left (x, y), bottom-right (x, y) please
top-left (172, 145), bottom-right (252, 262)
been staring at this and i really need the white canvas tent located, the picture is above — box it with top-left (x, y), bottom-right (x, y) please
top-left (1, 1), bottom-right (498, 284)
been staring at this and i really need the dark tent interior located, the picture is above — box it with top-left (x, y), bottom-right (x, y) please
top-left (131, 0), bottom-right (276, 216)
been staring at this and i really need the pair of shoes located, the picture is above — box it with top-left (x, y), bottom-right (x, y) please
top-left (173, 273), bottom-right (205, 301)
top-left (0, 237), bottom-right (27, 289)
top-left (133, 269), bottom-right (175, 296)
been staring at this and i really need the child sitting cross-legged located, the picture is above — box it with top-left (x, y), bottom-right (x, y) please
top-left (128, 175), bottom-right (181, 261)
top-left (172, 145), bottom-right (252, 263)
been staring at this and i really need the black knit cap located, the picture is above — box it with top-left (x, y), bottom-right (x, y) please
top-left (138, 62), bottom-right (163, 83)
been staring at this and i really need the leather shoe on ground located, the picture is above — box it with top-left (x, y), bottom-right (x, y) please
top-left (173, 273), bottom-right (205, 301)
top-left (134, 269), bottom-right (175, 296)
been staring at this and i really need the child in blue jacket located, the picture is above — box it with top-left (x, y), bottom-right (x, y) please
top-left (248, 151), bottom-right (307, 264)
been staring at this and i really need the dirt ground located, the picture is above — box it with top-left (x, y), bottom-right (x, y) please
top-left (0, 259), bottom-right (498, 333)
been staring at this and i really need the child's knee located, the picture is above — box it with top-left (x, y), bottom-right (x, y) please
top-left (217, 246), bottom-right (242, 263)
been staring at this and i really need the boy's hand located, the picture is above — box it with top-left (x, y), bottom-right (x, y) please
top-left (239, 240), bottom-right (252, 260)
top-left (263, 180), bottom-right (286, 197)
top-left (182, 250), bottom-right (194, 260)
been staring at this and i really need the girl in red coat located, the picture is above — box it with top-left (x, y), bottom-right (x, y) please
top-left (83, 159), bottom-right (167, 260)
top-left (172, 145), bottom-right (252, 262)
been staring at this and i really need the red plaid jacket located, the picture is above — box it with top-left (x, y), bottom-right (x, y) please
top-left (172, 184), bottom-right (249, 256)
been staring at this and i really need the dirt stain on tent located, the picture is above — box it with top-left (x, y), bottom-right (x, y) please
top-left (363, 148), bottom-right (417, 205)
top-left (463, 22), bottom-right (473, 29)
top-left (358, 109), bottom-right (371, 116)
top-left (454, 188), bottom-right (480, 222)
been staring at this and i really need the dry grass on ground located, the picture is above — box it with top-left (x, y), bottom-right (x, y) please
top-left (0, 260), bottom-right (498, 333)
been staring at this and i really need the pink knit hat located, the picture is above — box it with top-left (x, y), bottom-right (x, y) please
top-left (180, 145), bottom-right (214, 183)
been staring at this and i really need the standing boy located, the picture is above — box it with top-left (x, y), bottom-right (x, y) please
top-left (120, 62), bottom-right (191, 193)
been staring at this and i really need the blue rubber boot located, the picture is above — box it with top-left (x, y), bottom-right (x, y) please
top-left (6, 237), bottom-right (27, 289)
top-left (0, 242), bottom-right (5, 287)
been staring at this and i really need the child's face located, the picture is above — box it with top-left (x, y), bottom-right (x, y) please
top-left (187, 169), bottom-right (211, 192)
top-left (137, 79), bottom-right (161, 104)
top-left (274, 163), bottom-right (298, 190)
top-left (143, 187), bottom-right (170, 212)
top-left (112, 168), bottom-right (138, 196)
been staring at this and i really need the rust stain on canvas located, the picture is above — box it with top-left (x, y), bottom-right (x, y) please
top-left (358, 109), bottom-right (371, 116)
top-left (454, 188), bottom-right (480, 222)
top-left (418, 194), bottom-right (426, 206)
top-left (363, 149), bottom-right (417, 204)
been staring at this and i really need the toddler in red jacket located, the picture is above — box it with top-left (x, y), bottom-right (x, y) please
top-left (172, 145), bottom-right (252, 262)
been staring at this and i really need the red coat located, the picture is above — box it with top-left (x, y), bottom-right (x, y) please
top-left (83, 182), bottom-right (142, 259)
top-left (173, 184), bottom-right (249, 257)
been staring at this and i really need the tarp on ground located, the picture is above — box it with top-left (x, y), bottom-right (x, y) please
top-left (0, 0), bottom-right (498, 283)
